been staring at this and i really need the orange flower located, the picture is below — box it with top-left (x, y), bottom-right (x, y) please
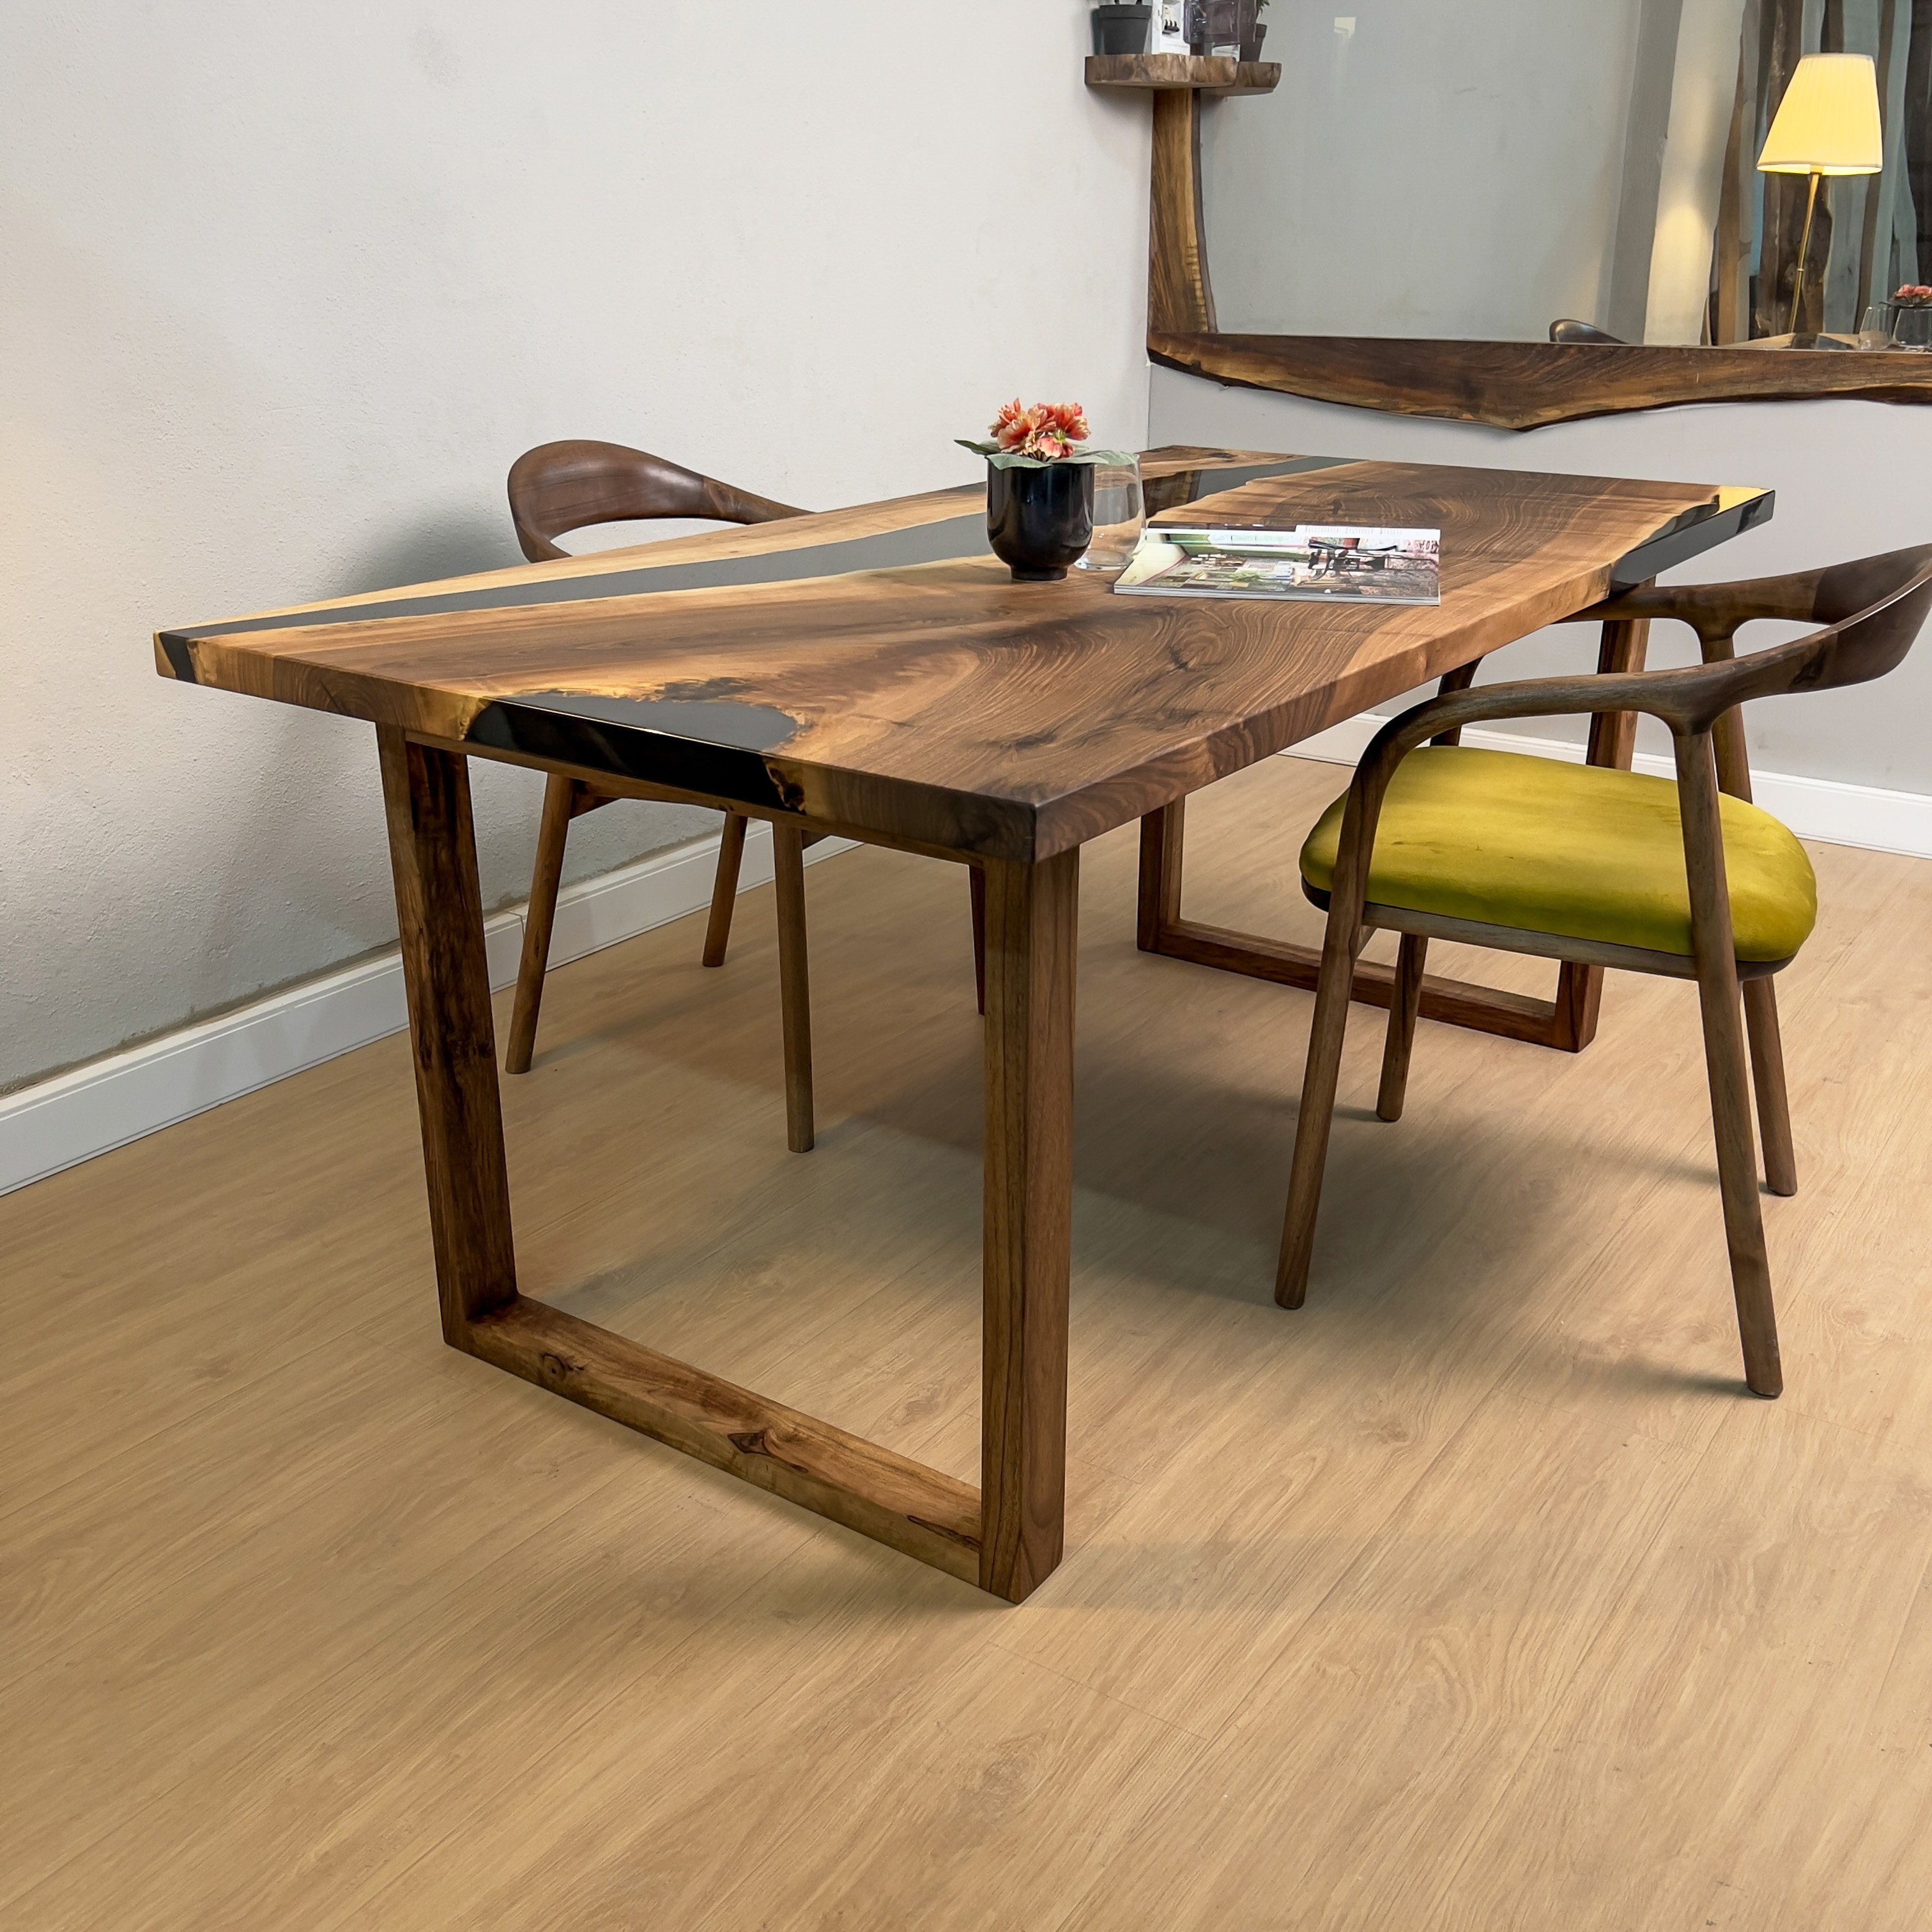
top-left (986, 399), bottom-right (1091, 461)
top-left (1038, 401), bottom-right (1090, 443)
top-left (992, 399), bottom-right (1038, 450)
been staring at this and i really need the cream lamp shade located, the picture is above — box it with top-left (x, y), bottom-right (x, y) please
top-left (1757, 53), bottom-right (1883, 176)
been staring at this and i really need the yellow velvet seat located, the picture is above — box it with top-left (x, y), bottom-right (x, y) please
top-left (1299, 746), bottom-right (1817, 962)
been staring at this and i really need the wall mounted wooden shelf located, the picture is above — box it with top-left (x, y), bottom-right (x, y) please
top-left (1084, 54), bottom-right (1281, 97)
top-left (1086, 54), bottom-right (1280, 339)
top-left (1150, 330), bottom-right (1932, 431)
top-left (1099, 50), bottom-right (1932, 426)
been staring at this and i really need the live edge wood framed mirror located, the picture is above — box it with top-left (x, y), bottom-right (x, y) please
top-left (1091, 1), bottom-right (1932, 427)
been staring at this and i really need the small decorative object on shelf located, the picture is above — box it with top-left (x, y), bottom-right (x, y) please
top-left (1152, 0), bottom-right (1190, 54)
top-left (1240, 0), bottom-right (1269, 62)
top-left (958, 401), bottom-right (1133, 581)
top-left (1189, 0), bottom-right (1240, 56)
top-left (1092, 3), bottom-right (1154, 56)
top-left (1862, 286), bottom-right (1932, 351)
top-left (1893, 286), bottom-right (1932, 351)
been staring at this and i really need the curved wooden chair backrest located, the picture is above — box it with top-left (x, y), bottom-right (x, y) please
top-left (1549, 319), bottom-right (1627, 345)
top-left (1350, 544), bottom-right (1932, 821)
top-left (1578, 543), bottom-right (1932, 733)
top-left (507, 439), bottom-right (805, 562)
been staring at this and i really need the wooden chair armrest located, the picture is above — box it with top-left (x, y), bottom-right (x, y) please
top-left (1569, 569), bottom-right (1829, 640)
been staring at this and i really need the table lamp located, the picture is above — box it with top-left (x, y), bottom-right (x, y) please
top-left (1757, 52), bottom-right (1883, 340)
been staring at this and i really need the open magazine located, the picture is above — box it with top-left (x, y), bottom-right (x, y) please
top-left (1114, 524), bottom-right (1441, 605)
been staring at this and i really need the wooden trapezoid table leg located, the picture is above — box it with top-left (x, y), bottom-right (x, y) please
top-left (378, 729), bottom-right (1069, 1602)
top-left (1134, 801), bottom-right (1575, 1050)
top-left (1135, 613), bottom-right (1653, 1056)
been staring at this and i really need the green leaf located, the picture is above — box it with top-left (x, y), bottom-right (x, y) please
top-left (966, 447), bottom-right (1139, 470)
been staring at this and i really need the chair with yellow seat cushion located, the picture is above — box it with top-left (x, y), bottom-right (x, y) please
top-left (1298, 746), bottom-right (1819, 966)
top-left (1275, 545), bottom-right (1932, 1402)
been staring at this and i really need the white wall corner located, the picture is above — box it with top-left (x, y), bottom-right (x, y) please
top-left (0, 823), bottom-right (853, 1199)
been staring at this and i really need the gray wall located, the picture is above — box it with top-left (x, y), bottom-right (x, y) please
top-left (0, 2), bottom-right (1153, 1095)
top-left (1202, 1), bottom-right (1646, 339)
top-left (1151, 367), bottom-right (1932, 792)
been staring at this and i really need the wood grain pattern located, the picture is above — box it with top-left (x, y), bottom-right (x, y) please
top-left (376, 727), bottom-right (517, 1339)
top-left (153, 453), bottom-right (1786, 1605)
top-left (1271, 546), bottom-right (1932, 1377)
top-left (1150, 329), bottom-right (1932, 431)
top-left (507, 439), bottom-right (801, 564)
top-left (8, 755), bottom-right (1932, 1929)
top-left (157, 452), bottom-right (1758, 865)
top-left (1138, 648), bottom-right (1642, 1057)
top-left (1149, 89), bottom-right (1215, 334)
top-left (701, 808), bottom-right (749, 969)
top-left (772, 823), bottom-right (815, 1154)
top-left (462, 1294), bottom-right (983, 1581)
top-left (1084, 53), bottom-right (1281, 95)
top-left (504, 771), bottom-right (576, 1075)
top-left (1148, 916), bottom-right (1565, 1045)
top-left (979, 851), bottom-right (1080, 1602)
top-left (1552, 607), bottom-right (1652, 1053)
top-left (504, 439), bottom-right (808, 1064)
top-left (1673, 732), bottom-right (1781, 1397)
top-left (1135, 801), bottom-right (1186, 950)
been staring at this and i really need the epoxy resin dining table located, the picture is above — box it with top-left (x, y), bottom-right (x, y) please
top-left (155, 447), bottom-right (1772, 1602)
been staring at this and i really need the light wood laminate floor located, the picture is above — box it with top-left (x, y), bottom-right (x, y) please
top-left (5, 753), bottom-right (1931, 1930)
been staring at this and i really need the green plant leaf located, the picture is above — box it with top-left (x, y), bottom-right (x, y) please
top-left (962, 445), bottom-right (1138, 470)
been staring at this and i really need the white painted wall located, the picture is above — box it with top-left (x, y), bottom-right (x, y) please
top-left (0, 2), bottom-right (1152, 1096)
top-left (1150, 366), bottom-right (1932, 792)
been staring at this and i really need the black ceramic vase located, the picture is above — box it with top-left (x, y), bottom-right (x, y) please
top-left (986, 461), bottom-right (1094, 581)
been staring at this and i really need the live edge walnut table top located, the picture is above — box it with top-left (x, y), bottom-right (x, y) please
top-left (158, 448), bottom-right (1770, 866)
top-left (155, 447), bottom-right (1772, 1604)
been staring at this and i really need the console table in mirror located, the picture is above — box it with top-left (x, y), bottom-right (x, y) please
top-left (1093, 3), bottom-right (1932, 427)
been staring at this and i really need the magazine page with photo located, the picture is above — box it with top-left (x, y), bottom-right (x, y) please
top-left (1114, 524), bottom-right (1441, 604)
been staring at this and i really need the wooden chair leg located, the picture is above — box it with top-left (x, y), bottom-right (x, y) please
top-left (1377, 933), bottom-right (1427, 1123)
top-left (1275, 912), bottom-right (1363, 1309)
top-left (504, 773), bottom-right (576, 1075)
top-left (1676, 735), bottom-right (1782, 1398)
top-left (970, 864), bottom-right (988, 1016)
top-left (702, 813), bottom-right (749, 968)
top-left (1740, 977), bottom-right (1797, 1196)
top-left (772, 824), bottom-right (815, 1153)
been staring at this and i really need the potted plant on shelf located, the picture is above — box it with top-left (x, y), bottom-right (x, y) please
top-left (958, 401), bottom-right (1133, 581)
top-left (1092, 4), bottom-right (1154, 56)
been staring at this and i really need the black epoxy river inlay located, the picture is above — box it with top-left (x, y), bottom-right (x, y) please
top-left (159, 458), bottom-right (1342, 645)
top-left (504, 691), bottom-right (801, 753)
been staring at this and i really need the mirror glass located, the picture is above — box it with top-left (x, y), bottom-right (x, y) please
top-left (1201, 0), bottom-right (1932, 346)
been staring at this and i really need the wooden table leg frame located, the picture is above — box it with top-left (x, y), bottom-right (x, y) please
top-left (1136, 616), bottom-right (1652, 1054)
top-left (378, 728), bottom-right (1074, 1603)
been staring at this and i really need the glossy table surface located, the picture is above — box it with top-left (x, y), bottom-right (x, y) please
top-left (157, 447), bottom-right (1771, 862)
top-left (152, 445), bottom-right (1772, 1603)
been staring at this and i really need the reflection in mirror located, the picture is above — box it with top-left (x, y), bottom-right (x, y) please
top-left (1202, 1), bottom-right (1932, 348)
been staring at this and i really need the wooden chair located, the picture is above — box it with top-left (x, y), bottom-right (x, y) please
top-left (501, 440), bottom-right (993, 1147)
top-left (1275, 545), bottom-right (1932, 1398)
top-left (502, 440), bottom-right (809, 1084)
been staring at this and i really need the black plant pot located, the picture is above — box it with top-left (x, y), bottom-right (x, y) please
top-left (986, 462), bottom-right (1094, 582)
top-left (1092, 4), bottom-right (1153, 55)
top-left (1240, 22), bottom-right (1267, 61)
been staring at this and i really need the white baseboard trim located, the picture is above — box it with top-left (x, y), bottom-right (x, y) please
top-left (0, 822), bottom-right (854, 1199)
top-left (1289, 719), bottom-right (1932, 861)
